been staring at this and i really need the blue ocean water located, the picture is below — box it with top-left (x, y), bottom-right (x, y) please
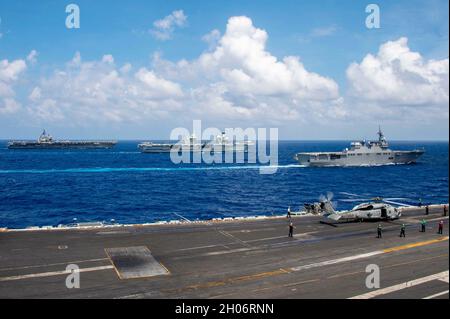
top-left (0, 140), bottom-right (448, 229)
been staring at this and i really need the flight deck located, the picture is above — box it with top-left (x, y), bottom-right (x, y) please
top-left (0, 205), bottom-right (448, 299)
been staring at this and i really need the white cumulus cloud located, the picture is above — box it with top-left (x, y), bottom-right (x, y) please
top-left (0, 58), bottom-right (26, 82)
top-left (23, 16), bottom-right (342, 127)
top-left (151, 10), bottom-right (187, 41)
top-left (347, 37), bottom-right (449, 107)
top-left (28, 87), bottom-right (42, 102)
top-left (0, 57), bottom-right (27, 114)
top-left (202, 29), bottom-right (221, 49)
top-left (26, 50), bottom-right (38, 64)
top-left (26, 52), bottom-right (184, 124)
top-left (0, 98), bottom-right (21, 115)
top-left (153, 16), bottom-right (341, 122)
top-left (2, 19), bottom-right (447, 138)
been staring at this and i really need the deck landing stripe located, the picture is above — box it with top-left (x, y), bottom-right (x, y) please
top-left (423, 290), bottom-right (449, 299)
top-left (0, 265), bottom-right (113, 282)
top-left (349, 271), bottom-right (449, 299)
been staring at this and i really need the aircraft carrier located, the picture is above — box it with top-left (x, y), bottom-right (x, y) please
top-left (294, 128), bottom-right (425, 167)
top-left (7, 130), bottom-right (116, 149)
top-left (0, 204), bottom-right (448, 299)
top-left (138, 132), bottom-right (254, 153)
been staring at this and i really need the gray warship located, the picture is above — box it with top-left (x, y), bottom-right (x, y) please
top-left (294, 128), bottom-right (424, 167)
top-left (7, 130), bottom-right (116, 149)
top-left (138, 132), bottom-right (254, 153)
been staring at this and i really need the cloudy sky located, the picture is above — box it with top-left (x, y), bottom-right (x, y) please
top-left (0, 0), bottom-right (448, 140)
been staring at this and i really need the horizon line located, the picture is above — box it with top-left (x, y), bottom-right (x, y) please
top-left (0, 138), bottom-right (448, 142)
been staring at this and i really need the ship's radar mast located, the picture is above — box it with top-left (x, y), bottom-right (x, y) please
top-left (377, 126), bottom-right (387, 147)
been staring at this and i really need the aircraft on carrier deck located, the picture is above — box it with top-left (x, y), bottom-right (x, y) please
top-left (323, 199), bottom-right (401, 222)
top-left (289, 192), bottom-right (412, 222)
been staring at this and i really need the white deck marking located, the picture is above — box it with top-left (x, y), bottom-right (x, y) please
top-left (174, 231), bottom-right (317, 253)
top-left (0, 258), bottom-right (109, 272)
top-left (204, 247), bottom-right (252, 256)
top-left (401, 216), bottom-right (449, 224)
top-left (439, 277), bottom-right (449, 283)
top-left (230, 227), bottom-right (278, 233)
top-left (245, 231), bottom-right (318, 243)
top-left (423, 290), bottom-right (449, 299)
top-left (218, 230), bottom-right (251, 247)
top-left (0, 265), bottom-right (114, 282)
top-left (174, 243), bottom-right (234, 252)
top-left (96, 231), bottom-right (130, 235)
top-left (290, 251), bottom-right (383, 271)
top-left (173, 213), bottom-right (191, 222)
top-left (349, 270), bottom-right (449, 299)
top-left (116, 291), bottom-right (162, 299)
top-left (291, 237), bottom-right (449, 272)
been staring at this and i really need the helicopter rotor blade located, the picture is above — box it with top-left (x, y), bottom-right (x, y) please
top-left (338, 192), bottom-right (363, 198)
top-left (338, 198), bottom-right (372, 202)
top-left (326, 191), bottom-right (334, 201)
top-left (331, 201), bottom-right (338, 209)
top-left (383, 200), bottom-right (411, 207)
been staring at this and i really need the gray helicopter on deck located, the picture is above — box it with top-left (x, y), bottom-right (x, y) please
top-left (323, 192), bottom-right (412, 222)
top-left (292, 192), bottom-right (412, 222)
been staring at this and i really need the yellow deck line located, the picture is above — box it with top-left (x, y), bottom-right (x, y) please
top-left (383, 236), bottom-right (449, 253)
top-left (170, 237), bottom-right (449, 294)
top-left (183, 268), bottom-right (290, 290)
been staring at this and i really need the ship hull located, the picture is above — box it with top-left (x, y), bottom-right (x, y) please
top-left (295, 150), bottom-right (424, 167)
top-left (138, 145), bottom-right (205, 153)
top-left (139, 149), bottom-right (172, 153)
top-left (138, 145), bottom-right (173, 153)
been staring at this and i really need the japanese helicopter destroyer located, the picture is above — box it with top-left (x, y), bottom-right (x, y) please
top-left (294, 127), bottom-right (424, 167)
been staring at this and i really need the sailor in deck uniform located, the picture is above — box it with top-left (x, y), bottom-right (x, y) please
top-left (377, 224), bottom-right (382, 238)
top-left (421, 219), bottom-right (427, 232)
top-left (400, 224), bottom-right (406, 237)
top-left (288, 222), bottom-right (294, 238)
